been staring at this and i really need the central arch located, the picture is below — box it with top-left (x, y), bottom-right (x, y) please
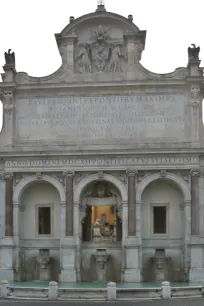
top-left (74, 173), bottom-right (127, 202)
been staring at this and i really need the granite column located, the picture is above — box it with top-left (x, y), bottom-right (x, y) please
top-left (5, 172), bottom-right (13, 237)
top-left (64, 171), bottom-right (75, 236)
top-left (127, 169), bottom-right (137, 236)
top-left (190, 169), bottom-right (201, 235)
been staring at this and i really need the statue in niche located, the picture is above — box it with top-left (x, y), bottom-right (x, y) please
top-left (75, 43), bottom-right (92, 74)
top-left (4, 49), bottom-right (15, 66)
top-left (188, 44), bottom-right (200, 60)
top-left (108, 44), bottom-right (124, 72)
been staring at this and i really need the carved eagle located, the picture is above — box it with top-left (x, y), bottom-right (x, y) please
top-left (4, 49), bottom-right (15, 65)
top-left (188, 44), bottom-right (200, 60)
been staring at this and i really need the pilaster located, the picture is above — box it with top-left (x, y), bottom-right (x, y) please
top-left (190, 86), bottom-right (202, 142)
top-left (2, 91), bottom-right (15, 146)
top-left (0, 172), bottom-right (14, 281)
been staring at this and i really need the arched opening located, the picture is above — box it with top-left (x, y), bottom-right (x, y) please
top-left (79, 180), bottom-right (122, 283)
top-left (80, 181), bottom-right (122, 243)
top-left (141, 178), bottom-right (185, 282)
top-left (19, 181), bottom-right (61, 282)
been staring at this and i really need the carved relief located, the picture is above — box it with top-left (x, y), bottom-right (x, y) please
top-left (119, 173), bottom-right (127, 184)
top-left (3, 92), bottom-right (14, 113)
top-left (74, 173), bottom-right (89, 185)
top-left (160, 170), bottom-right (167, 178)
top-left (63, 171), bottom-right (75, 177)
top-left (94, 44), bottom-right (110, 72)
top-left (74, 24), bottom-right (127, 74)
top-left (96, 171), bottom-right (103, 179)
top-left (14, 174), bottom-right (23, 186)
top-left (190, 87), bottom-right (200, 108)
top-left (108, 44), bottom-right (127, 72)
top-left (190, 168), bottom-right (202, 177)
top-left (1, 172), bottom-right (13, 180)
top-left (36, 172), bottom-right (42, 180)
top-left (126, 169), bottom-right (138, 177)
top-left (91, 25), bottom-right (110, 42)
top-left (75, 43), bottom-right (92, 74)
top-left (55, 173), bottom-right (64, 184)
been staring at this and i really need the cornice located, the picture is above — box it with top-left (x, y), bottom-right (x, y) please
top-left (0, 149), bottom-right (202, 158)
top-left (13, 80), bottom-right (188, 93)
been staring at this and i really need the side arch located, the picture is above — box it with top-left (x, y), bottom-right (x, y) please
top-left (13, 174), bottom-right (66, 203)
top-left (74, 173), bottom-right (127, 202)
top-left (136, 172), bottom-right (191, 202)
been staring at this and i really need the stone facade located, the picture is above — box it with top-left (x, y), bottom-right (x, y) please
top-left (0, 3), bottom-right (204, 283)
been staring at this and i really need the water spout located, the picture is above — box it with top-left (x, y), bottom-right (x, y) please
top-left (92, 248), bottom-right (110, 281)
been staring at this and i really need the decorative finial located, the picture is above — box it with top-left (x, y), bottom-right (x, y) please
top-left (98, 0), bottom-right (105, 5)
top-left (96, 0), bottom-right (106, 11)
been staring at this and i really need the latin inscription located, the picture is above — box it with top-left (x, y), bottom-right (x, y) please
top-left (5, 156), bottom-right (198, 168)
top-left (15, 95), bottom-right (186, 141)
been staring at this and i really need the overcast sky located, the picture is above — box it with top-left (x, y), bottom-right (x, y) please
top-left (0, 0), bottom-right (203, 126)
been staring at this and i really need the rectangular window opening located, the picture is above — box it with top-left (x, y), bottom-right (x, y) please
top-left (153, 206), bottom-right (166, 234)
top-left (38, 207), bottom-right (51, 235)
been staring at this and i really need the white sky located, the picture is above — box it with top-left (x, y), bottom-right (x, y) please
top-left (0, 0), bottom-right (204, 126)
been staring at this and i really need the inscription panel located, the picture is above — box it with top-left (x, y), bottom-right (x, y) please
top-left (5, 156), bottom-right (199, 169)
top-left (15, 94), bottom-right (186, 142)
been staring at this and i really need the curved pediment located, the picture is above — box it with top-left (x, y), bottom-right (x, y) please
top-left (59, 11), bottom-right (141, 38)
top-left (11, 4), bottom-right (189, 85)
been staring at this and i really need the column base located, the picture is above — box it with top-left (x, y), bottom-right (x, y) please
top-left (0, 237), bottom-right (14, 281)
top-left (123, 243), bottom-right (141, 282)
top-left (189, 268), bottom-right (204, 282)
top-left (60, 239), bottom-right (76, 282)
top-left (0, 269), bottom-right (14, 281)
top-left (124, 268), bottom-right (141, 282)
top-left (60, 269), bottom-right (77, 282)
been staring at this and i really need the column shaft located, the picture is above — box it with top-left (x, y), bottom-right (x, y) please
top-left (127, 170), bottom-right (137, 236)
top-left (64, 171), bottom-right (74, 236)
top-left (5, 173), bottom-right (13, 237)
top-left (190, 169), bottom-right (201, 235)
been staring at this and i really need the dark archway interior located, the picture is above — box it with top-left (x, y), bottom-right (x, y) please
top-left (81, 180), bottom-right (122, 242)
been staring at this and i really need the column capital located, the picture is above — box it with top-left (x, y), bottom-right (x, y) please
top-left (126, 169), bottom-right (138, 177)
top-left (63, 171), bottom-right (75, 177)
top-left (1, 172), bottom-right (13, 180)
top-left (190, 168), bottom-right (202, 177)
